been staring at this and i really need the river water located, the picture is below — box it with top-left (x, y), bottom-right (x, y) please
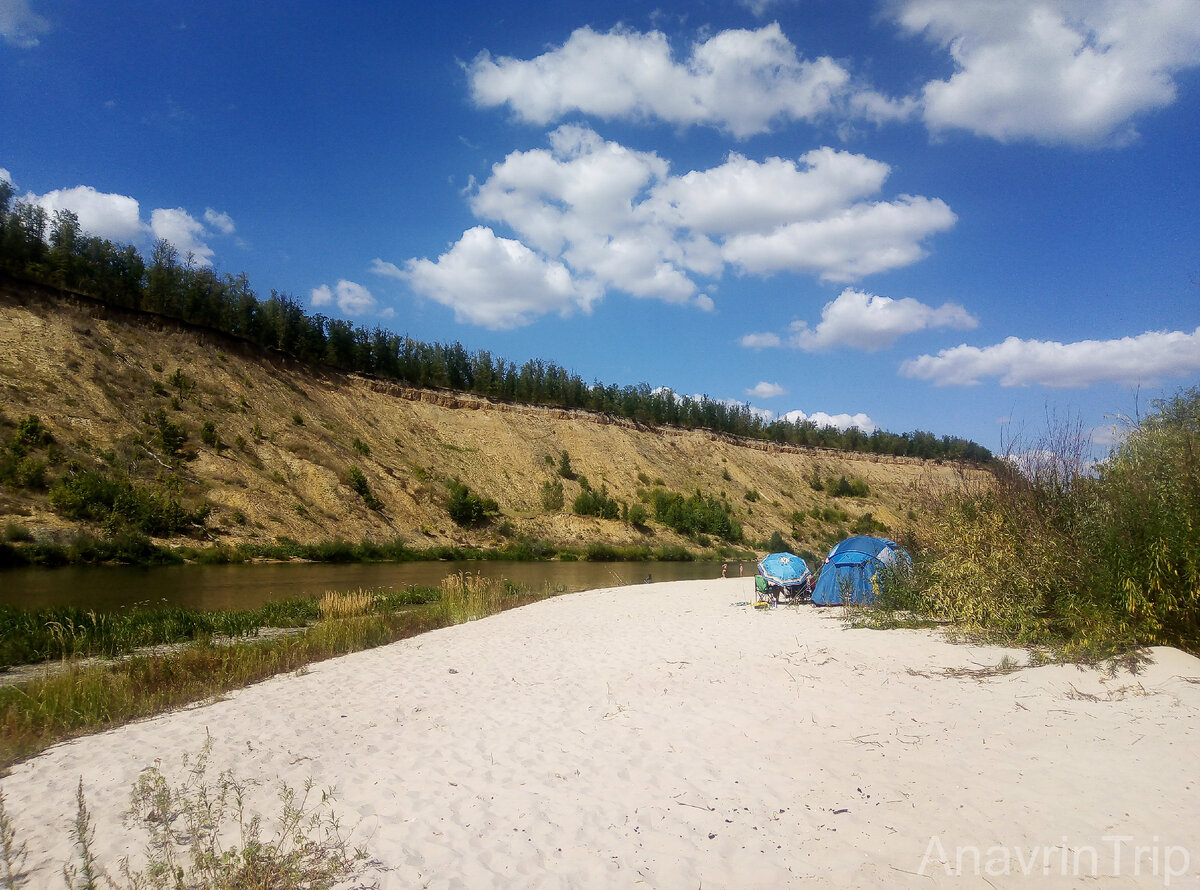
top-left (0, 559), bottom-right (742, 612)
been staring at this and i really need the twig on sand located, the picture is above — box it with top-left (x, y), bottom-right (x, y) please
top-left (888, 865), bottom-right (933, 881)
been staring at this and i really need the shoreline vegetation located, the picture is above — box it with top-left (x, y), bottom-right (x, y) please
top-left (0, 575), bottom-right (552, 768)
top-left (0, 530), bottom-right (738, 569)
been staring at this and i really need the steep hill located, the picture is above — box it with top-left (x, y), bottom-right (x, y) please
top-left (0, 280), bottom-right (979, 559)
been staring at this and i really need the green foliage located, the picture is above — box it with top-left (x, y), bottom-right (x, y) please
top-left (539, 478), bottom-right (564, 512)
top-left (807, 468), bottom-right (824, 491)
top-left (652, 488), bottom-right (742, 542)
top-left (628, 503), bottom-right (649, 528)
top-left (765, 530), bottom-right (789, 552)
top-left (445, 478), bottom-right (497, 527)
top-left (557, 449), bottom-right (576, 479)
top-left (48, 467), bottom-right (208, 537)
top-left (830, 474), bottom-right (870, 498)
top-left (147, 408), bottom-right (187, 458)
top-left (0, 415), bottom-right (55, 491)
top-left (352, 436), bottom-right (371, 456)
top-left (744, 489), bottom-right (759, 502)
top-left (881, 388), bottom-right (1200, 656)
top-left (346, 466), bottom-right (383, 511)
top-left (851, 512), bottom-right (887, 535)
top-left (573, 484), bottom-right (619, 519)
top-left (199, 419), bottom-right (222, 451)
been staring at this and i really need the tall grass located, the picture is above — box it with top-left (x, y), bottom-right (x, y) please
top-left (877, 389), bottom-right (1200, 657)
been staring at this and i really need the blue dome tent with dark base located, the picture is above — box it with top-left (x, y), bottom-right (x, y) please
top-left (811, 536), bottom-right (911, 606)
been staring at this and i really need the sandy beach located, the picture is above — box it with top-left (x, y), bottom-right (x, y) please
top-left (3, 577), bottom-right (1199, 889)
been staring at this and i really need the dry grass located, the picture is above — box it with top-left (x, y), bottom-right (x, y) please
top-left (318, 589), bottom-right (376, 619)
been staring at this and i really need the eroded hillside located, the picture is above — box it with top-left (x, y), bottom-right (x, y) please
top-left (0, 282), bottom-right (978, 558)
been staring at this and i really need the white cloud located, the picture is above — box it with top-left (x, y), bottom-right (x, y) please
top-left (0, 168), bottom-right (11, 185)
top-left (469, 24), bottom-right (907, 138)
top-left (720, 195), bottom-right (957, 281)
top-left (739, 0), bottom-right (793, 14)
top-left (780, 409), bottom-right (877, 433)
top-left (202, 207), bottom-right (235, 235)
top-left (149, 207), bottom-right (215, 266)
top-left (747, 381), bottom-right (787, 399)
top-left (0, 0), bottom-right (51, 48)
top-left (890, 0), bottom-right (1200, 145)
top-left (27, 185), bottom-right (144, 243)
top-left (740, 332), bottom-right (782, 349)
top-left (900, 327), bottom-right (1200, 387)
top-left (311, 280), bottom-right (377, 316)
top-left (402, 226), bottom-right (599, 329)
top-left (787, 287), bottom-right (978, 351)
top-left (409, 127), bottom-right (955, 327)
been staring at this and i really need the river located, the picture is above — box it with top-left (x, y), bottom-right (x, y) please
top-left (0, 559), bottom-right (744, 612)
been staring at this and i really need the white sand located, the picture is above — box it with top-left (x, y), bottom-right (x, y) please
top-left (3, 578), bottom-right (1199, 889)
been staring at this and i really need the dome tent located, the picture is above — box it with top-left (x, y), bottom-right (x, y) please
top-left (811, 536), bottom-right (911, 606)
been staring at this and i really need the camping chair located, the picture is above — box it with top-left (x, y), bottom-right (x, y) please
top-left (754, 574), bottom-right (777, 607)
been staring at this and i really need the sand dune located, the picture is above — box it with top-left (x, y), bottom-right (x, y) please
top-left (3, 578), bottom-right (1199, 888)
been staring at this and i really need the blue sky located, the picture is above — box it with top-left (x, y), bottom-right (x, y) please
top-left (3, 0), bottom-right (1199, 454)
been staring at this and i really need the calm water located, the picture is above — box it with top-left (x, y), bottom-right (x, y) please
top-left (0, 560), bottom-right (739, 612)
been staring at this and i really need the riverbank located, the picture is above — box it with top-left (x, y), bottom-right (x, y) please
top-left (2, 578), bottom-right (1198, 888)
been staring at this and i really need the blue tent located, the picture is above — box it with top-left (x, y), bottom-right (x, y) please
top-left (811, 536), bottom-right (910, 605)
top-left (757, 552), bottom-right (813, 599)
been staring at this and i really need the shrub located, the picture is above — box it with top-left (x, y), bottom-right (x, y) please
top-left (352, 437), bottom-right (370, 456)
top-left (628, 503), bottom-right (649, 528)
top-left (445, 478), bottom-right (497, 527)
top-left (765, 530), bottom-right (788, 552)
top-left (148, 408), bottom-right (187, 458)
top-left (651, 489), bottom-right (742, 542)
top-left (573, 484), bottom-right (619, 519)
top-left (831, 475), bottom-right (870, 498)
top-left (878, 388), bottom-right (1200, 656)
top-left (347, 466), bottom-right (383, 511)
top-left (199, 419), bottom-right (222, 450)
top-left (48, 467), bottom-right (208, 537)
top-left (557, 450), bottom-right (576, 480)
top-left (540, 479), bottom-right (564, 512)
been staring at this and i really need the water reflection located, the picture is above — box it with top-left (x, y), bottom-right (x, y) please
top-left (0, 559), bottom-right (734, 612)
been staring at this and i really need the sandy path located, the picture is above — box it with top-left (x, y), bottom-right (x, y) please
top-left (3, 578), bottom-right (1199, 889)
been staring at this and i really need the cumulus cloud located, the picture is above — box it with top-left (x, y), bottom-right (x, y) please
top-left (780, 409), bottom-right (877, 433)
top-left (890, 0), bottom-right (1200, 145)
top-left (26, 185), bottom-right (144, 243)
top-left (402, 127), bottom-right (955, 327)
top-left (149, 208), bottom-right (216, 266)
top-left (402, 226), bottom-right (599, 329)
top-left (0, 0), bottom-right (51, 48)
top-left (13, 172), bottom-right (235, 268)
top-left (469, 24), bottom-right (908, 138)
top-left (900, 327), bottom-right (1200, 387)
top-left (311, 280), bottom-right (378, 316)
top-left (747, 381), bottom-right (787, 399)
top-left (202, 207), bottom-right (236, 235)
top-left (785, 287), bottom-right (978, 351)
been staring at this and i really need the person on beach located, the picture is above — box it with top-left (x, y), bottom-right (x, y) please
top-left (722, 562), bottom-right (728, 578)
